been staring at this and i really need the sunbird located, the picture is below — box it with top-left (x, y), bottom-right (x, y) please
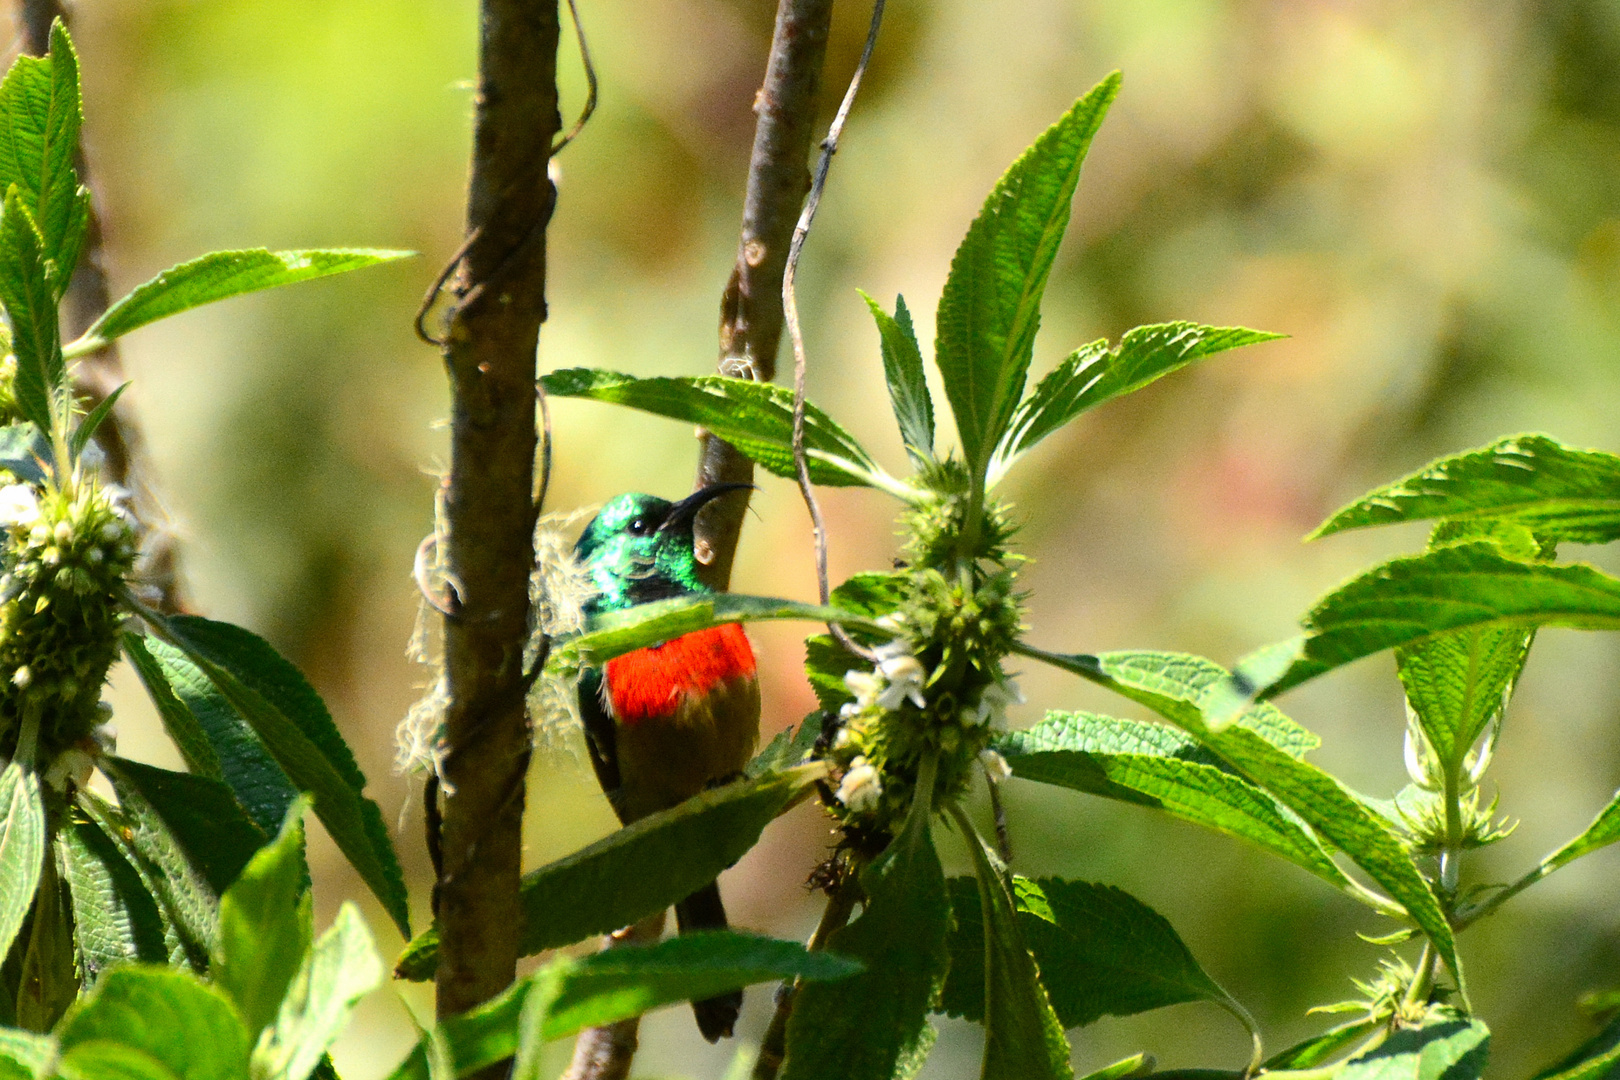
top-left (574, 483), bottom-right (760, 1042)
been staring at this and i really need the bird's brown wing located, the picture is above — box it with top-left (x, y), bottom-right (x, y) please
top-left (577, 667), bottom-right (628, 825)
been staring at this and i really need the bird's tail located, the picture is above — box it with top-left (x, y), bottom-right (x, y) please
top-left (675, 880), bottom-right (742, 1042)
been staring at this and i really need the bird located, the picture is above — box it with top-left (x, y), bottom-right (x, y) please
top-left (573, 483), bottom-right (760, 1042)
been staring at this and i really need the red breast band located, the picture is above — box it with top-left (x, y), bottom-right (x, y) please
top-left (605, 623), bottom-right (757, 725)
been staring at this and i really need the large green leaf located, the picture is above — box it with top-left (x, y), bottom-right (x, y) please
top-left (387, 932), bottom-right (857, 1080)
top-left (1337, 1008), bottom-right (1489, 1080)
top-left (949, 813), bottom-right (1072, 1080)
top-left (995, 712), bottom-right (1351, 892)
top-left (57, 816), bottom-right (169, 982)
top-left (252, 903), bottom-right (382, 1080)
top-left (0, 189), bottom-right (63, 436)
top-left (0, 754), bottom-right (45, 963)
top-left (1019, 646), bottom-right (1460, 991)
top-left (0, 1029), bottom-right (52, 1080)
top-left (941, 874), bottom-right (1246, 1038)
top-left (780, 764), bottom-right (952, 1080)
top-left (542, 368), bottom-right (910, 496)
top-left (124, 633), bottom-right (296, 836)
top-left (1396, 627), bottom-right (1529, 772)
top-left (214, 800), bottom-right (312, 1038)
top-left (99, 757), bottom-right (269, 898)
top-left (861, 292), bottom-right (934, 466)
top-left (77, 788), bottom-right (215, 970)
top-left (990, 324), bottom-right (1279, 484)
top-left (934, 75), bottom-right (1119, 481)
top-left (395, 763), bottom-right (825, 980)
top-left (146, 614), bottom-right (409, 938)
top-left (68, 249), bottom-right (413, 356)
top-left (0, 23), bottom-right (85, 277)
top-left (1313, 434), bottom-right (1620, 545)
top-left (1259, 544), bottom-right (1620, 697)
top-left (55, 967), bottom-right (252, 1080)
top-left (553, 593), bottom-right (877, 672)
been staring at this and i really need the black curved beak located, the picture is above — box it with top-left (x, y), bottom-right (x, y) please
top-left (658, 482), bottom-right (754, 536)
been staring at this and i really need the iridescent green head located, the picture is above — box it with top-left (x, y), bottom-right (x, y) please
top-left (574, 485), bottom-right (750, 614)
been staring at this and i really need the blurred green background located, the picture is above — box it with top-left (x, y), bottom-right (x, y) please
top-left (19, 0), bottom-right (1620, 1075)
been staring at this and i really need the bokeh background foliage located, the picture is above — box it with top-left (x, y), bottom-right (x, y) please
top-left (24, 0), bottom-right (1620, 1075)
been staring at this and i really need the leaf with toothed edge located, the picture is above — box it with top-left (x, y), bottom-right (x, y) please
top-left (861, 291), bottom-right (934, 467)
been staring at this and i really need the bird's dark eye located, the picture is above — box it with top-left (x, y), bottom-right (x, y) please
top-left (628, 517), bottom-right (648, 535)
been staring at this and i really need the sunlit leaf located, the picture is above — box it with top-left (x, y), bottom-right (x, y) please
top-left (990, 324), bottom-right (1279, 484)
top-left (1312, 434), bottom-right (1620, 545)
top-left (542, 368), bottom-right (911, 496)
top-left (0, 189), bottom-right (63, 435)
top-left (1019, 645), bottom-right (1461, 995)
top-left (214, 800), bottom-right (313, 1038)
top-left (57, 816), bottom-right (168, 982)
top-left (55, 967), bottom-right (252, 1080)
top-left (995, 713), bottom-right (1350, 891)
top-left (252, 903), bottom-right (382, 1080)
top-left (71, 249), bottom-right (414, 355)
top-left (1337, 1008), bottom-right (1488, 1080)
top-left (0, 753), bottom-right (45, 962)
top-left (861, 291), bottom-right (934, 466)
top-left (935, 74), bottom-right (1120, 482)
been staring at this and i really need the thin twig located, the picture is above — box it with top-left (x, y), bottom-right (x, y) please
top-left (551, 0), bottom-right (598, 156)
top-left (785, 0), bottom-right (886, 660)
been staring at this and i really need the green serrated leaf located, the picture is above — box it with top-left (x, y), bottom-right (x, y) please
top-left (0, 189), bottom-right (64, 437)
top-left (56, 967), bottom-right (252, 1080)
top-left (58, 815), bottom-right (168, 983)
top-left (0, 1028), bottom-right (52, 1080)
top-left (0, 754), bottom-right (45, 963)
top-left (99, 757), bottom-right (269, 898)
top-left (779, 764), bottom-right (951, 1080)
top-left (147, 614), bottom-right (410, 939)
top-left (1261, 544), bottom-right (1620, 697)
top-left (1017, 646), bottom-right (1462, 997)
top-left (1313, 434), bottom-right (1620, 545)
top-left (861, 291), bottom-right (934, 466)
top-left (949, 812), bottom-right (1073, 1080)
top-left (0, 24), bottom-right (85, 279)
top-left (68, 382), bottom-right (129, 463)
top-left (251, 903), bottom-right (381, 1080)
top-left (541, 368), bottom-right (910, 496)
top-left (1531, 1012), bottom-right (1620, 1080)
top-left (215, 799), bottom-right (312, 1039)
top-left (387, 932), bottom-right (854, 1080)
top-left (1338, 1008), bottom-right (1489, 1080)
top-left (395, 763), bottom-right (825, 980)
top-left (934, 75), bottom-right (1119, 482)
top-left (17, 848), bottom-right (76, 1031)
top-left (1396, 626), bottom-right (1529, 773)
top-left (995, 712), bottom-right (1351, 891)
top-left (745, 718), bottom-right (821, 778)
top-left (70, 249), bottom-right (414, 355)
top-left (554, 593), bottom-right (876, 672)
top-left (991, 324), bottom-right (1279, 484)
top-left (0, 423), bottom-right (48, 485)
top-left (77, 787), bottom-right (215, 971)
top-left (940, 873), bottom-right (1237, 1034)
top-left (1262, 1018), bottom-right (1383, 1070)
top-left (1533, 787), bottom-right (1620, 881)
top-left (124, 633), bottom-right (293, 834)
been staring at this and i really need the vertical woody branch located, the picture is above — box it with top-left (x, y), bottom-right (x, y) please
top-left (691, 0), bottom-right (835, 590)
top-left (434, 0), bottom-right (560, 1027)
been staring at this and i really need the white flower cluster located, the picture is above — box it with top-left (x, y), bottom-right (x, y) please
top-left (963, 676), bottom-right (1024, 728)
top-left (0, 484), bottom-right (39, 529)
top-left (840, 637), bottom-right (928, 719)
top-left (834, 756), bottom-right (883, 812)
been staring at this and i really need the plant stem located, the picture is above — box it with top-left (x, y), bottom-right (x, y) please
top-left (433, 0), bottom-right (559, 1049)
top-left (751, 874), bottom-right (862, 1080)
top-left (691, 0), bottom-right (834, 591)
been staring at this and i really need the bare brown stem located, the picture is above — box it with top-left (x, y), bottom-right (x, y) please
top-left (751, 875), bottom-right (861, 1080)
top-left (433, 0), bottom-right (560, 1051)
top-left (691, 0), bottom-right (835, 590)
top-left (18, 0), bottom-right (185, 613)
top-left (561, 913), bottom-right (667, 1080)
